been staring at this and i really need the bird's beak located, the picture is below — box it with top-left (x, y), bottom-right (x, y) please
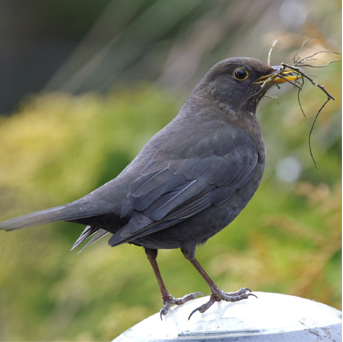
top-left (254, 66), bottom-right (302, 85)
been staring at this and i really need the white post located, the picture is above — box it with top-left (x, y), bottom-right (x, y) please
top-left (113, 292), bottom-right (342, 341)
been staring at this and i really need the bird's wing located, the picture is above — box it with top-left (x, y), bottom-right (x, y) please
top-left (108, 141), bottom-right (258, 246)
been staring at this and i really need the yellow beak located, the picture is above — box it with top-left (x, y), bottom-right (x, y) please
top-left (255, 67), bottom-right (302, 85)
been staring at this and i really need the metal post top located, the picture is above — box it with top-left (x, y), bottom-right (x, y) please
top-left (113, 292), bottom-right (342, 342)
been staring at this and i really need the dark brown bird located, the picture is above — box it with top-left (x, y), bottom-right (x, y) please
top-left (0, 58), bottom-right (299, 318)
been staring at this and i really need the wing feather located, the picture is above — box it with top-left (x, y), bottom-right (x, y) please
top-left (108, 141), bottom-right (259, 246)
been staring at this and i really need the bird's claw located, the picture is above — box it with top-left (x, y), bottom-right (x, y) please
top-left (159, 292), bottom-right (204, 319)
top-left (188, 287), bottom-right (256, 320)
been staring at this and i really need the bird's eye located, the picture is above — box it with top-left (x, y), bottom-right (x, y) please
top-left (233, 68), bottom-right (249, 81)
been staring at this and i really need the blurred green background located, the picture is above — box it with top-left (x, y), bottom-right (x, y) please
top-left (0, 0), bottom-right (341, 341)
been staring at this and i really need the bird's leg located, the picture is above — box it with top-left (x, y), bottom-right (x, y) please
top-left (181, 246), bottom-right (256, 320)
top-left (145, 248), bottom-right (203, 319)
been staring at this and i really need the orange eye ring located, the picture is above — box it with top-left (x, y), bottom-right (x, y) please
top-left (233, 68), bottom-right (249, 81)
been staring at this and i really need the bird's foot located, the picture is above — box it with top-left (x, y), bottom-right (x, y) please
top-left (188, 287), bottom-right (256, 320)
top-left (160, 292), bottom-right (203, 319)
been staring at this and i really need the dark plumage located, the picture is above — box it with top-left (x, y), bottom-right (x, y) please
top-left (0, 57), bottom-right (298, 317)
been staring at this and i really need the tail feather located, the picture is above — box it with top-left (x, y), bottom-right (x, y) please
top-left (81, 229), bottom-right (108, 250)
top-left (0, 199), bottom-right (113, 231)
top-left (70, 226), bottom-right (108, 252)
top-left (0, 206), bottom-right (68, 231)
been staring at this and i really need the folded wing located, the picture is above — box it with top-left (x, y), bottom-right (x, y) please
top-left (109, 142), bottom-right (258, 246)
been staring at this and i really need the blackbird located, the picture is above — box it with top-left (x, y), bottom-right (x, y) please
top-left (0, 57), bottom-right (299, 318)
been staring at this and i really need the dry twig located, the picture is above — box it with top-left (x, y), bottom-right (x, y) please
top-left (261, 38), bottom-right (341, 167)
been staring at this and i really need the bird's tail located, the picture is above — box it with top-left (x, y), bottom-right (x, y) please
top-left (0, 199), bottom-right (107, 231)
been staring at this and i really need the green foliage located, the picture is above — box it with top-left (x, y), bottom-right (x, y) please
top-left (0, 82), bottom-right (341, 341)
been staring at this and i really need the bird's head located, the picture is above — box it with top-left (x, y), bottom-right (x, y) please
top-left (195, 57), bottom-right (300, 113)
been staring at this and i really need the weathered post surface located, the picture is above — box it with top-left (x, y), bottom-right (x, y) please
top-left (113, 292), bottom-right (342, 342)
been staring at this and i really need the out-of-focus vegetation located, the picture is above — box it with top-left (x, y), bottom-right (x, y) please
top-left (0, 0), bottom-right (341, 341)
top-left (0, 79), bottom-right (341, 341)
